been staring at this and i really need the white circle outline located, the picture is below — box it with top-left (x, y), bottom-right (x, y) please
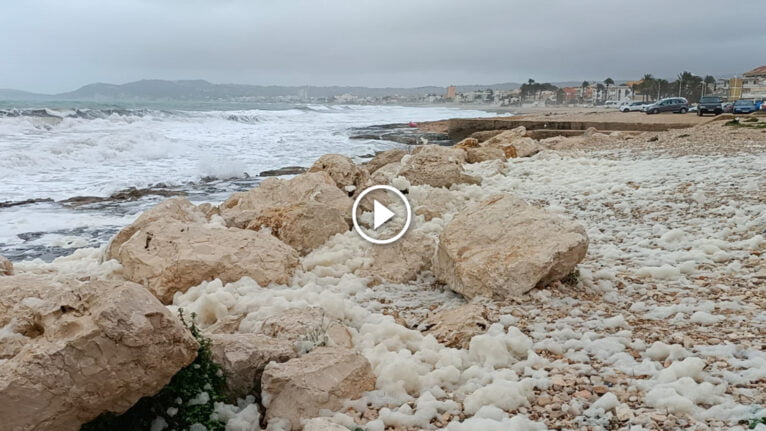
top-left (351, 185), bottom-right (412, 245)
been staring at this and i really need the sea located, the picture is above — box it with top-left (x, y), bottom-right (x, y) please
top-left (0, 102), bottom-right (495, 261)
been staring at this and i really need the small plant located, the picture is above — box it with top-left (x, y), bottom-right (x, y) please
top-left (82, 310), bottom-right (227, 431)
top-left (561, 268), bottom-right (581, 287)
top-left (725, 119), bottom-right (740, 126)
top-left (743, 117), bottom-right (759, 123)
top-left (296, 313), bottom-right (332, 355)
top-left (750, 416), bottom-right (766, 429)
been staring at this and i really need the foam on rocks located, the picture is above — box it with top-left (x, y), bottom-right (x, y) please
top-left (4, 121), bottom-right (766, 430)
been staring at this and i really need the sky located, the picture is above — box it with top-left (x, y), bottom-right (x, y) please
top-left (2, 0), bottom-right (764, 93)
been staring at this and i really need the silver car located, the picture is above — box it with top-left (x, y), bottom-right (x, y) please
top-left (620, 101), bottom-right (650, 112)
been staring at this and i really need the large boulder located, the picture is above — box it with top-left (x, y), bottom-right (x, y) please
top-left (106, 197), bottom-right (206, 256)
top-left (454, 137), bottom-right (480, 149)
top-left (399, 145), bottom-right (480, 188)
top-left (262, 347), bottom-right (376, 430)
top-left (481, 127), bottom-right (541, 158)
top-left (505, 137), bottom-right (542, 158)
top-left (434, 195), bottom-right (589, 299)
top-left (369, 162), bottom-right (402, 186)
top-left (308, 154), bottom-right (370, 195)
top-left (246, 202), bottom-right (349, 255)
top-left (357, 231), bottom-right (437, 284)
top-left (366, 149), bottom-right (406, 174)
top-left (482, 126), bottom-right (527, 146)
top-left (408, 186), bottom-right (469, 221)
top-left (421, 304), bottom-right (493, 349)
top-left (209, 333), bottom-right (297, 399)
top-left (220, 172), bottom-right (353, 229)
top-left (111, 221), bottom-right (299, 303)
top-left (470, 130), bottom-right (505, 142)
top-left (0, 275), bottom-right (198, 431)
top-left (0, 255), bottom-right (12, 276)
top-left (465, 146), bottom-right (506, 163)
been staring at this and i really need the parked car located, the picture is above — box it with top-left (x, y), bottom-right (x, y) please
top-left (697, 96), bottom-right (723, 116)
top-left (689, 105), bottom-right (698, 113)
top-left (645, 97), bottom-right (689, 114)
top-left (619, 101), bottom-right (650, 112)
top-left (722, 102), bottom-right (734, 113)
top-left (733, 99), bottom-right (757, 114)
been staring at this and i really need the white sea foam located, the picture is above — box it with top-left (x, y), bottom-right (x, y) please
top-left (0, 104), bottom-right (493, 259)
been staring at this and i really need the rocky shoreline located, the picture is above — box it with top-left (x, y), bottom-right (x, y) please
top-left (1, 114), bottom-right (765, 430)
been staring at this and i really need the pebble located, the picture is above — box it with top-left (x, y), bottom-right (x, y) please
top-left (574, 390), bottom-right (592, 399)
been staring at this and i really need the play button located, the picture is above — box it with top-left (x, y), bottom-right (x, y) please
top-left (352, 185), bottom-right (412, 245)
top-left (373, 200), bottom-right (395, 230)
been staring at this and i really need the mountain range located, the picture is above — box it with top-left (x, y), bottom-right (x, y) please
top-left (0, 79), bottom-right (549, 102)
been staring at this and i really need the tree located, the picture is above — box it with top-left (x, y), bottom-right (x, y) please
top-left (581, 81), bottom-right (589, 103)
top-left (596, 83), bottom-right (606, 103)
top-left (704, 75), bottom-right (716, 94)
top-left (641, 74), bottom-right (655, 101)
top-left (604, 78), bottom-right (614, 101)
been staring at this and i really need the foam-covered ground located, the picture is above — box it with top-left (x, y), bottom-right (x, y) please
top-left (14, 123), bottom-right (766, 430)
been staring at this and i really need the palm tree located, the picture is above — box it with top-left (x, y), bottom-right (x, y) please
top-left (596, 83), bottom-right (606, 103)
top-left (704, 75), bottom-right (716, 95)
top-left (581, 81), bottom-right (589, 103)
top-left (641, 74), bottom-right (654, 101)
top-left (604, 78), bottom-right (614, 102)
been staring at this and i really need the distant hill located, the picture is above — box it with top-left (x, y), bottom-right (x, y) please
top-left (0, 89), bottom-right (50, 101)
top-left (0, 79), bottom-right (525, 102)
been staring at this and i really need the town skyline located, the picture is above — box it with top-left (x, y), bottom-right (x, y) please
top-left (2, 64), bottom-right (763, 107)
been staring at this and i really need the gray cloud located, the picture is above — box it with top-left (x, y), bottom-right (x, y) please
top-left (1, 0), bottom-right (764, 93)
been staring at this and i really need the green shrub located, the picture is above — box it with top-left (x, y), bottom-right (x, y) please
top-left (561, 268), bottom-right (581, 287)
top-left (750, 416), bottom-right (766, 429)
top-left (82, 310), bottom-right (226, 431)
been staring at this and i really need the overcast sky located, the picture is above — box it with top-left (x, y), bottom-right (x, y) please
top-left (2, 0), bottom-right (764, 93)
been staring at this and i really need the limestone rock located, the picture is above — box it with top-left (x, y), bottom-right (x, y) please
top-left (466, 146), bottom-right (506, 163)
top-left (399, 145), bottom-right (480, 188)
top-left (583, 126), bottom-right (599, 137)
top-left (113, 221), bottom-right (299, 303)
top-left (197, 202), bottom-right (220, 220)
top-left (0, 275), bottom-right (198, 431)
top-left (262, 347), bottom-right (376, 429)
top-left (409, 186), bottom-right (469, 221)
top-left (422, 304), bottom-right (493, 348)
top-left (366, 149), bottom-right (406, 174)
top-left (107, 197), bottom-right (206, 256)
top-left (369, 162), bottom-right (402, 186)
top-left (260, 307), bottom-right (353, 350)
top-left (470, 129), bottom-right (504, 142)
top-left (209, 333), bottom-right (297, 399)
top-left (308, 154), bottom-right (370, 194)
top-left (483, 126), bottom-right (527, 146)
top-left (303, 417), bottom-right (349, 431)
top-left (221, 172), bottom-right (353, 229)
top-left (434, 195), bottom-right (589, 299)
top-left (0, 255), bottom-right (12, 276)
top-left (246, 202), bottom-right (349, 255)
top-left (454, 137), bottom-right (480, 149)
top-left (507, 137), bottom-right (543, 158)
top-left (357, 231), bottom-right (437, 284)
